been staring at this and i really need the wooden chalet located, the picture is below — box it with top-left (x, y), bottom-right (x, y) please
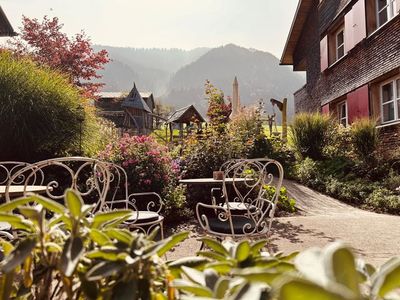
top-left (96, 83), bottom-right (159, 135)
top-left (0, 5), bottom-right (16, 37)
top-left (166, 105), bottom-right (205, 141)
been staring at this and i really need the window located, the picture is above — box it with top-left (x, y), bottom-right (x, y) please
top-left (381, 77), bottom-right (400, 123)
top-left (338, 101), bottom-right (348, 126)
top-left (376, 0), bottom-right (396, 27)
top-left (336, 28), bottom-right (345, 60)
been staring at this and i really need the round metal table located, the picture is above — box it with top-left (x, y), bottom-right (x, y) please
top-left (179, 178), bottom-right (249, 185)
top-left (0, 185), bottom-right (50, 198)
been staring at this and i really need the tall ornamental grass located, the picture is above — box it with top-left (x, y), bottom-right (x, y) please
top-left (290, 112), bottom-right (332, 160)
top-left (0, 51), bottom-right (104, 161)
top-left (351, 118), bottom-right (378, 163)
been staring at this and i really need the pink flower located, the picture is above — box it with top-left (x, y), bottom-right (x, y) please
top-left (144, 179), bottom-right (152, 185)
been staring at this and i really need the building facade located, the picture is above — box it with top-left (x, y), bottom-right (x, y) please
top-left (0, 5), bottom-right (16, 37)
top-left (281, 0), bottom-right (400, 152)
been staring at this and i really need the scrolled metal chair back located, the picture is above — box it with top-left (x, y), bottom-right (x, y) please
top-left (197, 158), bottom-right (284, 239)
top-left (0, 161), bottom-right (44, 186)
top-left (5, 157), bottom-right (111, 214)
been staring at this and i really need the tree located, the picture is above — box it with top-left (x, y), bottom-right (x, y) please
top-left (205, 80), bottom-right (231, 132)
top-left (8, 16), bottom-right (109, 98)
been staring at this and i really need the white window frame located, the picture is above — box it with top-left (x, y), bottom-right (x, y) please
top-left (338, 101), bottom-right (348, 126)
top-left (380, 76), bottom-right (400, 124)
top-left (376, 0), bottom-right (396, 27)
top-left (335, 26), bottom-right (345, 61)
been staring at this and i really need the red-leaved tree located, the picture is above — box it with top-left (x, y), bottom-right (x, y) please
top-left (9, 16), bottom-right (109, 98)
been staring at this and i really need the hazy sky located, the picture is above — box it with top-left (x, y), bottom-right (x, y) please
top-left (2, 0), bottom-right (298, 58)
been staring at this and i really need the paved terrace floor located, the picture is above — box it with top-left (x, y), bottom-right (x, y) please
top-left (169, 180), bottom-right (400, 267)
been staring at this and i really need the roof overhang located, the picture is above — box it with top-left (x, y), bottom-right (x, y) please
top-left (280, 0), bottom-right (314, 66)
top-left (0, 6), bottom-right (16, 37)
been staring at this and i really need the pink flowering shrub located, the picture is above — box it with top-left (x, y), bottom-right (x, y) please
top-left (99, 134), bottom-right (178, 194)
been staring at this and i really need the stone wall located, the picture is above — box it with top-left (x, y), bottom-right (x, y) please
top-left (379, 124), bottom-right (400, 158)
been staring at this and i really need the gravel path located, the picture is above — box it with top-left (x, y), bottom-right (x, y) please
top-left (169, 180), bottom-right (400, 266)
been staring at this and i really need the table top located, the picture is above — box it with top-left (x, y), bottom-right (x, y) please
top-left (0, 185), bottom-right (49, 196)
top-left (179, 178), bottom-right (249, 185)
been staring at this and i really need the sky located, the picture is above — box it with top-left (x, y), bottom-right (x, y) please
top-left (1, 0), bottom-right (299, 58)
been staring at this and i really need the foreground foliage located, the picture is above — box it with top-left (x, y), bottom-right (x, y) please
top-left (0, 190), bottom-right (187, 299)
top-left (1, 191), bottom-right (400, 299)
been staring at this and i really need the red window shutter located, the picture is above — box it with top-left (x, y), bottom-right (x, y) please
top-left (347, 85), bottom-right (369, 124)
top-left (320, 36), bottom-right (328, 72)
top-left (322, 104), bottom-right (330, 115)
top-left (345, 0), bottom-right (367, 53)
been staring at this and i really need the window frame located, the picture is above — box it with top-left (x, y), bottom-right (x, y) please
top-left (335, 27), bottom-right (345, 61)
top-left (376, 0), bottom-right (396, 28)
top-left (338, 100), bottom-right (348, 127)
top-left (380, 76), bottom-right (400, 124)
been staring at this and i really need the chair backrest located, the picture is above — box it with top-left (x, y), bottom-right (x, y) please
top-left (5, 157), bottom-right (111, 213)
top-left (196, 158), bottom-right (284, 239)
top-left (0, 161), bottom-right (44, 186)
top-left (223, 158), bottom-right (284, 236)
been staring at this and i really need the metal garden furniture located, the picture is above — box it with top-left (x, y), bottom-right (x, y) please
top-left (104, 163), bottom-right (165, 238)
top-left (196, 158), bottom-right (284, 240)
top-left (5, 157), bottom-right (111, 215)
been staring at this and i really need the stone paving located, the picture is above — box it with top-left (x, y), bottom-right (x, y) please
top-left (169, 180), bottom-right (400, 266)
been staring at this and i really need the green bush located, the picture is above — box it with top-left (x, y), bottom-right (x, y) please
top-left (365, 187), bottom-right (400, 214)
top-left (264, 185), bottom-right (296, 213)
top-left (294, 157), bottom-right (322, 188)
top-left (0, 51), bottom-right (101, 161)
top-left (290, 112), bottom-right (332, 160)
top-left (351, 118), bottom-right (378, 163)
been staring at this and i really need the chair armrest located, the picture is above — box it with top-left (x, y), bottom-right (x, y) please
top-left (128, 192), bottom-right (163, 213)
top-left (196, 202), bottom-right (229, 231)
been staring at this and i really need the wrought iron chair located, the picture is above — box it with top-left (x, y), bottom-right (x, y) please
top-left (0, 161), bottom-right (45, 238)
top-left (5, 157), bottom-right (111, 214)
top-left (103, 163), bottom-right (165, 238)
top-left (196, 159), bottom-right (284, 240)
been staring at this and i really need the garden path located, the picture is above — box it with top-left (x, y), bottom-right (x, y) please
top-left (169, 180), bottom-right (400, 267)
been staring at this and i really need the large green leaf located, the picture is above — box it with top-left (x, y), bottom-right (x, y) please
top-left (86, 249), bottom-right (127, 261)
top-left (65, 189), bottom-right (83, 219)
top-left (295, 247), bottom-right (328, 286)
top-left (214, 277), bottom-right (231, 299)
top-left (34, 195), bottom-right (65, 214)
top-left (201, 238), bottom-right (229, 256)
top-left (156, 231), bottom-right (189, 257)
top-left (106, 228), bottom-right (133, 246)
top-left (197, 251), bottom-right (227, 261)
top-left (86, 261), bottom-right (125, 281)
top-left (181, 266), bottom-right (206, 286)
top-left (324, 243), bottom-right (360, 298)
top-left (0, 197), bottom-right (32, 212)
top-left (205, 261), bottom-right (234, 274)
top-left (204, 269), bottom-right (219, 290)
top-left (278, 279), bottom-right (349, 300)
top-left (371, 257), bottom-right (400, 298)
top-left (172, 279), bottom-right (213, 297)
top-left (251, 240), bottom-right (269, 255)
top-left (90, 229), bottom-right (111, 246)
top-left (91, 210), bottom-right (133, 229)
top-left (168, 257), bottom-right (210, 277)
top-left (0, 237), bottom-right (37, 273)
top-left (232, 267), bottom-right (280, 285)
top-left (235, 241), bottom-right (251, 262)
top-left (59, 236), bottom-right (84, 277)
top-left (0, 213), bottom-right (34, 232)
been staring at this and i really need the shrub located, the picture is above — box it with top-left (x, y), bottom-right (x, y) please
top-left (264, 185), bottom-right (296, 213)
top-left (351, 118), bottom-right (378, 163)
top-left (99, 134), bottom-right (187, 223)
top-left (365, 187), bottom-right (400, 214)
top-left (290, 112), bottom-right (332, 160)
top-left (294, 157), bottom-right (322, 188)
top-left (205, 80), bottom-right (231, 132)
top-left (0, 51), bottom-right (95, 161)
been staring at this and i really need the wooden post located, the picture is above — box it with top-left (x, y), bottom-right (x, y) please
top-left (282, 98), bottom-right (288, 142)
